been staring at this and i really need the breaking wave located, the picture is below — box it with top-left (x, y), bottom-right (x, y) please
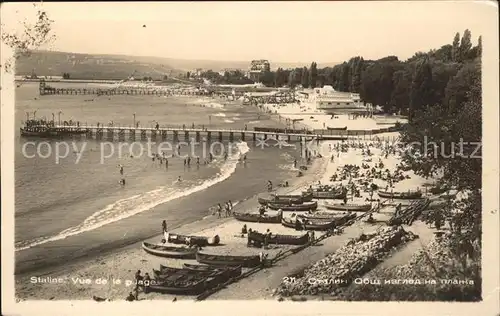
top-left (15, 142), bottom-right (250, 251)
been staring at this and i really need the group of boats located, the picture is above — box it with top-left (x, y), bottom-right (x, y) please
top-left (142, 241), bottom-right (261, 266)
top-left (147, 263), bottom-right (244, 295)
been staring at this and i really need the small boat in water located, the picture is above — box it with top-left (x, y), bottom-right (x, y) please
top-left (268, 201), bottom-right (318, 212)
top-left (378, 190), bottom-right (422, 199)
top-left (142, 242), bottom-right (197, 259)
top-left (324, 202), bottom-right (372, 212)
top-left (196, 252), bottom-right (261, 268)
top-left (233, 211), bottom-right (282, 223)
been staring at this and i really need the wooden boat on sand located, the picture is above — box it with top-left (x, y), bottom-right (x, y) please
top-left (157, 264), bottom-right (242, 279)
top-left (282, 213), bottom-right (356, 231)
top-left (148, 277), bottom-right (209, 295)
top-left (233, 211), bottom-right (282, 223)
top-left (324, 202), bottom-right (372, 212)
top-left (268, 201), bottom-right (317, 212)
top-left (166, 233), bottom-right (220, 246)
top-left (196, 252), bottom-right (261, 268)
top-left (142, 242), bottom-right (197, 259)
top-left (378, 190), bottom-right (422, 199)
top-left (257, 192), bottom-right (312, 206)
top-left (247, 230), bottom-right (309, 246)
top-left (311, 190), bottom-right (346, 199)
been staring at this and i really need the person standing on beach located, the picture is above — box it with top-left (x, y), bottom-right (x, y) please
top-left (118, 164), bottom-right (124, 175)
top-left (162, 220), bottom-right (167, 233)
top-left (134, 270), bottom-right (143, 300)
top-left (165, 158), bottom-right (168, 169)
top-left (217, 203), bottom-right (222, 218)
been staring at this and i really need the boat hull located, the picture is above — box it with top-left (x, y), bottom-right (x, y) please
top-left (196, 252), bottom-right (260, 268)
top-left (233, 212), bottom-right (282, 223)
top-left (142, 242), bottom-right (197, 259)
top-left (324, 203), bottom-right (372, 212)
top-left (248, 231), bottom-right (309, 245)
top-left (268, 201), bottom-right (318, 212)
top-left (378, 190), bottom-right (422, 199)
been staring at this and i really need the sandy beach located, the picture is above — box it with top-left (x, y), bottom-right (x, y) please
top-left (16, 93), bottom-right (435, 302)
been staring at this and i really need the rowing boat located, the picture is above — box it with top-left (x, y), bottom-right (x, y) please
top-left (268, 201), bottom-right (317, 212)
top-left (281, 217), bottom-right (336, 231)
top-left (233, 212), bottom-right (282, 223)
top-left (324, 202), bottom-right (372, 212)
top-left (196, 252), bottom-right (261, 268)
top-left (282, 213), bottom-right (356, 231)
top-left (378, 190), bottom-right (422, 199)
top-left (257, 192), bottom-right (312, 205)
top-left (311, 190), bottom-right (346, 199)
top-left (147, 278), bottom-right (208, 295)
top-left (247, 230), bottom-right (309, 245)
top-left (142, 242), bottom-right (197, 259)
top-left (167, 233), bottom-right (220, 246)
top-left (157, 264), bottom-right (242, 279)
top-left (299, 212), bottom-right (351, 220)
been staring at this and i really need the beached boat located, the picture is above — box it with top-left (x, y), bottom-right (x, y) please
top-left (311, 190), bottom-right (346, 199)
top-left (233, 211), bottom-right (282, 223)
top-left (148, 278), bottom-right (208, 295)
top-left (142, 242), bottom-right (197, 259)
top-left (166, 233), bottom-right (220, 246)
top-left (378, 190), bottom-right (422, 199)
top-left (247, 230), bottom-right (309, 245)
top-left (281, 217), bottom-right (335, 231)
top-left (282, 213), bottom-right (356, 231)
top-left (196, 252), bottom-right (261, 268)
top-left (183, 263), bottom-right (219, 271)
top-left (268, 201), bottom-right (318, 212)
top-left (157, 264), bottom-right (242, 279)
top-left (257, 192), bottom-right (312, 206)
top-left (300, 212), bottom-right (351, 220)
top-left (324, 202), bottom-right (372, 212)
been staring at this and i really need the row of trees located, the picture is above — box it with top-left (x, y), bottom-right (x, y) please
top-left (199, 69), bottom-right (254, 85)
top-left (227, 29), bottom-right (480, 120)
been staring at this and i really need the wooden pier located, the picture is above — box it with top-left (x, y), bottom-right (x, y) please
top-left (38, 81), bottom-right (296, 104)
top-left (27, 125), bottom-right (348, 142)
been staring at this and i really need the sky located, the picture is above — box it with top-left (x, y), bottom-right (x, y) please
top-left (1, 1), bottom-right (496, 63)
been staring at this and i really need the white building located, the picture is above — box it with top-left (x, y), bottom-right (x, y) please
top-left (313, 85), bottom-right (367, 114)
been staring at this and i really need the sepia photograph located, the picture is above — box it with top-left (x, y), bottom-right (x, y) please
top-left (1, 1), bottom-right (498, 315)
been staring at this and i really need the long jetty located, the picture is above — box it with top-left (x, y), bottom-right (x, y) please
top-left (35, 125), bottom-right (348, 142)
top-left (37, 80), bottom-right (297, 104)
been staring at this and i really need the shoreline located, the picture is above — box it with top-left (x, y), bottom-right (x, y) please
top-left (15, 151), bottom-right (328, 300)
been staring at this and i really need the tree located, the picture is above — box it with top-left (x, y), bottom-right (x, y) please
top-left (301, 67), bottom-right (309, 88)
top-left (477, 36), bottom-right (482, 58)
top-left (351, 57), bottom-right (364, 92)
top-left (432, 44), bottom-right (453, 62)
top-left (390, 68), bottom-right (412, 112)
top-left (444, 61), bottom-right (481, 112)
top-left (459, 29), bottom-right (472, 62)
top-left (1, 5), bottom-right (56, 74)
top-left (451, 32), bottom-right (460, 62)
top-left (409, 57), bottom-right (433, 121)
top-left (186, 71), bottom-right (191, 79)
top-left (309, 62), bottom-right (318, 88)
top-left (162, 75), bottom-right (168, 81)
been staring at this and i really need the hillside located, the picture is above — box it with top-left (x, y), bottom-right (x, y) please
top-left (15, 50), bottom-right (340, 79)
